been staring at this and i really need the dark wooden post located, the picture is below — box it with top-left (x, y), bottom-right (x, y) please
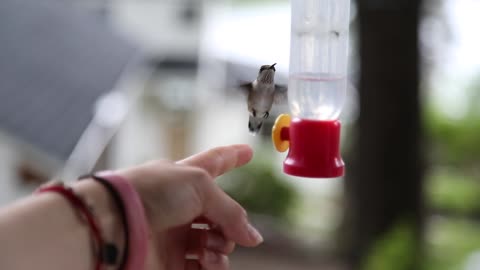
top-left (342, 0), bottom-right (424, 268)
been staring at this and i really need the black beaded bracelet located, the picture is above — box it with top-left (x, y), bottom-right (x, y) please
top-left (79, 174), bottom-right (129, 270)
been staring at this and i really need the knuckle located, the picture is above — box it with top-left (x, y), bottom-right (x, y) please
top-left (191, 167), bottom-right (212, 182)
top-left (207, 232), bottom-right (235, 254)
top-left (183, 182), bottom-right (204, 218)
top-left (209, 147), bottom-right (227, 174)
top-left (186, 167), bottom-right (213, 210)
top-left (223, 201), bottom-right (247, 227)
top-left (144, 158), bottom-right (172, 167)
top-left (231, 202), bottom-right (247, 217)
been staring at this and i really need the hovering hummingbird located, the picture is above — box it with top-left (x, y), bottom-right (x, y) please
top-left (238, 63), bottom-right (287, 134)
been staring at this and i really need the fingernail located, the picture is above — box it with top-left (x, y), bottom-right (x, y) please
top-left (204, 250), bottom-right (220, 263)
top-left (247, 223), bottom-right (264, 244)
top-left (185, 253), bottom-right (200, 260)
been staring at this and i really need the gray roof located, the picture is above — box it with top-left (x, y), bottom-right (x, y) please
top-left (0, 0), bottom-right (137, 161)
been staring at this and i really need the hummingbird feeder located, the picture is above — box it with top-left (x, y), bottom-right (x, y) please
top-left (272, 0), bottom-right (351, 178)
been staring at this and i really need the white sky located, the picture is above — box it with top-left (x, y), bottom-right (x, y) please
top-left (203, 4), bottom-right (291, 73)
top-left (206, 1), bottom-right (480, 76)
top-left (429, 0), bottom-right (480, 119)
top-left (447, 0), bottom-right (480, 77)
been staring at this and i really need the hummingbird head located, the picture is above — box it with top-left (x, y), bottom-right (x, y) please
top-left (248, 116), bottom-right (264, 134)
top-left (257, 63), bottom-right (277, 84)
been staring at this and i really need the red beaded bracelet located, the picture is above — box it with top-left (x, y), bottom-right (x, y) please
top-left (36, 184), bottom-right (105, 270)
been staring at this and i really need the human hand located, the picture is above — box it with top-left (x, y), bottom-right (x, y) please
top-left (117, 144), bottom-right (262, 270)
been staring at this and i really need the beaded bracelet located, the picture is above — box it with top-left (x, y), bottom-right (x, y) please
top-left (79, 173), bottom-right (129, 269)
top-left (36, 184), bottom-right (107, 270)
top-left (95, 172), bottom-right (149, 270)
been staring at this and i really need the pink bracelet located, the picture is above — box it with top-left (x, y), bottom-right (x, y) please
top-left (96, 171), bottom-right (148, 270)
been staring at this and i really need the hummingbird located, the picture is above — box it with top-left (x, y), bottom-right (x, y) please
top-left (240, 63), bottom-right (287, 135)
top-left (238, 63), bottom-right (287, 134)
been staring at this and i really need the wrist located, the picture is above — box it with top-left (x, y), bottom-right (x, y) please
top-left (94, 171), bottom-right (149, 270)
top-left (74, 179), bottom-right (126, 270)
top-left (113, 168), bottom-right (154, 228)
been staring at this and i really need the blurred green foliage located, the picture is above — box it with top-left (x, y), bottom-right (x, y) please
top-left (425, 76), bottom-right (480, 168)
top-left (364, 221), bottom-right (417, 270)
top-left (425, 108), bottom-right (480, 168)
top-left (423, 218), bottom-right (480, 270)
top-left (219, 149), bottom-right (298, 223)
top-left (422, 75), bottom-right (480, 269)
top-left (427, 169), bottom-right (480, 215)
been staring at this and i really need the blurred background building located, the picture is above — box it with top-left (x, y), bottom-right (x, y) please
top-left (1, 0), bottom-right (480, 269)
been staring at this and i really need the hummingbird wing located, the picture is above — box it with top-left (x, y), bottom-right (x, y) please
top-left (273, 84), bottom-right (288, 104)
top-left (238, 82), bottom-right (253, 97)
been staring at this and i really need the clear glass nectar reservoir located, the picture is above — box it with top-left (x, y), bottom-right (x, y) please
top-left (288, 0), bottom-right (351, 120)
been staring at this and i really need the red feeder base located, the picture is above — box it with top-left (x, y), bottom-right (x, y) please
top-left (283, 118), bottom-right (344, 178)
